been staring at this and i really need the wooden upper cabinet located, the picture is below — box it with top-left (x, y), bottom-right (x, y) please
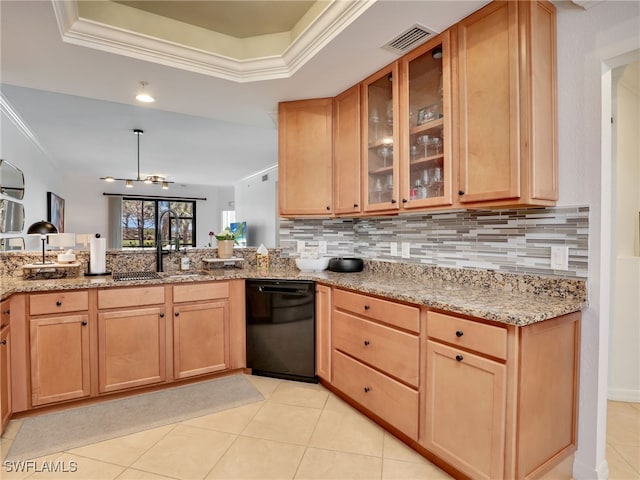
top-left (333, 86), bottom-right (361, 215)
top-left (457, 0), bottom-right (557, 207)
top-left (279, 98), bottom-right (333, 216)
top-left (362, 63), bottom-right (400, 213)
top-left (399, 32), bottom-right (454, 210)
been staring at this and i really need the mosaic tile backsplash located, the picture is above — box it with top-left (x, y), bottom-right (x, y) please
top-left (279, 206), bottom-right (589, 279)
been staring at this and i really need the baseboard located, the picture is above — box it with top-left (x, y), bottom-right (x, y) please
top-left (572, 457), bottom-right (609, 480)
top-left (608, 388), bottom-right (640, 403)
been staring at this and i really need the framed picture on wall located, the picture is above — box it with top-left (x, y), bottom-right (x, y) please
top-left (47, 191), bottom-right (65, 233)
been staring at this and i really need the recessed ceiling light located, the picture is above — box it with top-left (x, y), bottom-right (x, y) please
top-left (135, 81), bottom-right (155, 103)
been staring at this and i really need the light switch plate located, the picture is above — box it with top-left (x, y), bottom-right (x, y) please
top-left (318, 241), bottom-right (327, 254)
top-left (297, 240), bottom-right (305, 253)
top-left (390, 242), bottom-right (398, 256)
top-left (550, 246), bottom-right (569, 270)
top-left (401, 242), bottom-right (410, 259)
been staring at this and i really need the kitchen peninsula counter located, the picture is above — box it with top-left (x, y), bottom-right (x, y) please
top-left (0, 266), bottom-right (587, 326)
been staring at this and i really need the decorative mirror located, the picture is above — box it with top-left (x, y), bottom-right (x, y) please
top-left (0, 159), bottom-right (25, 200)
top-left (0, 199), bottom-right (25, 233)
top-left (0, 237), bottom-right (25, 251)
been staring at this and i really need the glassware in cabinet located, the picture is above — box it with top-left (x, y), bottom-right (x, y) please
top-left (362, 63), bottom-right (399, 212)
top-left (399, 32), bottom-right (453, 208)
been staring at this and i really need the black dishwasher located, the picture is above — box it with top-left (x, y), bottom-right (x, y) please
top-left (246, 279), bottom-right (317, 383)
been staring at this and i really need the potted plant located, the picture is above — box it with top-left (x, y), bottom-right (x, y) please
top-left (213, 227), bottom-right (238, 259)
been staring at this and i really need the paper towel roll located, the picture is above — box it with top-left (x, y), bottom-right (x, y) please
top-left (90, 236), bottom-right (106, 274)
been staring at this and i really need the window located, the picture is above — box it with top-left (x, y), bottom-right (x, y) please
top-left (121, 198), bottom-right (196, 248)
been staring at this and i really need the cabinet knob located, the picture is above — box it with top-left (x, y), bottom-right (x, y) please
top-left (0, 340), bottom-right (6, 346)
top-left (2, 309), bottom-right (9, 315)
top-left (81, 320), bottom-right (87, 326)
top-left (56, 300), bottom-right (62, 306)
top-left (456, 330), bottom-right (464, 337)
top-left (175, 312), bottom-right (180, 317)
top-left (160, 313), bottom-right (165, 318)
top-left (455, 354), bottom-right (464, 362)
top-left (402, 198), bottom-right (408, 203)
top-left (364, 340), bottom-right (370, 346)
top-left (364, 386), bottom-right (371, 393)
top-left (458, 190), bottom-right (465, 196)
top-left (353, 203), bottom-right (359, 208)
top-left (390, 199), bottom-right (397, 204)
top-left (326, 206), bottom-right (331, 211)
top-left (364, 304), bottom-right (370, 310)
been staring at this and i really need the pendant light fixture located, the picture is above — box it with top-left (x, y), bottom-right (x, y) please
top-left (100, 129), bottom-right (173, 188)
top-left (135, 81), bottom-right (155, 103)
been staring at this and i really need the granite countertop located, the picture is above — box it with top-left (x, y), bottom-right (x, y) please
top-left (0, 267), bottom-right (587, 326)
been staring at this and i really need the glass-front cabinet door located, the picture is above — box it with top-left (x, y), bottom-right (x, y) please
top-left (399, 32), bottom-right (453, 209)
top-left (362, 63), bottom-right (400, 212)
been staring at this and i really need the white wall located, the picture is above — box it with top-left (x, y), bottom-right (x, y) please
top-left (609, 63), bottom-right (640, 402)
top-left (554, 1), bottom-right (640, 477)
top-left (235, 165), bottom-right (278, 247)
top-left (0, 102), bottom-right (64, 251)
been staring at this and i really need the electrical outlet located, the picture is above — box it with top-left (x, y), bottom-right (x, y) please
top-left (390, 242), bottom-right (398, 256)
top-left (318, 241), bottom-right (327, 254)
top-left (401, 242), bottom-right (410, 259)
top-left (297, 240), bottom-right (305, 253)
top-left (550, 246), bottom-right (569, 270)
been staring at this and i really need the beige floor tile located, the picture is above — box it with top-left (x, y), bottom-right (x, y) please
top-left (1, 452), bottom-right (62, 480)
top-left (610, 444), bottom-right (640, 475)
top-left (382, 433), bottom-right (429, 464)
top-left (67, 424), bottom-right (175, 467)
top-left (268, 382), bottom-right (329, 409)
top-left (382, 458), bottom-right (452, 480)
top-left (182, 401), bottom-right (264, 434)
top-left (241, 402), bottom-right (321, 445)
top-left (607, 404), bottom-right (640, 446)
top-left (295, 447), bottom-right (382, 480)
top-left (309, 408), bottom-right (385, 457)
top-left (29, 453), bottom-right (125, 479)
top-left (244, 374), bottom-right (282, 399)
top-left (2, 419), bottom-right (23, 440)
top-left (206, 435), bottom-right (305, 479)
top-left (116, 468), bottom-right (175, 479)
top-left (131, 425), bottom-right (235, 480)
top-left (1, 436), bottom-right (13, 461)
top-left (607, 443), bottom-right (640, 480)
top-left (323, 393), bottom-right (356, 414)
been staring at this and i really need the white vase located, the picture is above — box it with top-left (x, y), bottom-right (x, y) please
top-left (217, 240), bottom-right (234, 259)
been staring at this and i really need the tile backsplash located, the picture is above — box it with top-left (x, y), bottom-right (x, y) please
top-left (279, 206), bottom-right (589, 279)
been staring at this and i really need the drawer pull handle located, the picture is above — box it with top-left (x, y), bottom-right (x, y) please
top-left (456, 330), bottom-right (464, 337)
top-left (364, 387), bottom-right (371, 393)
top-left (364, 340), bottom-right (370, 346)
top-left (81, 320), bottom-right (87, 326)
top-left (364, 305), bottom-right (370, 310)
top-left (56, 301), bottom-right (62, 306)
top-left (456, 354), bottom-right (464, 362)
top-left (0, 340), bottom-right (6, 346)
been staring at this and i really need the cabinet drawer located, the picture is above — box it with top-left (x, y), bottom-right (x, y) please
top-left (173, 282), bottom-right (229, 303)
top-left (333, 310), bottom-right (419, 387)
top-left (333, 289), bottom-right (419, 333)
top-left (29, 291), bottom-right (89, 316)
top-left (98, 286), bottom-right (165, 309)
top-left (332, 350), bottom-right (419, 440)
top-left (427, 311), bottom-right (507, 360)
top-left (0, 299), bottom-right (9, 329)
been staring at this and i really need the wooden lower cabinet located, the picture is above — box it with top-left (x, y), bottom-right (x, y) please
top-left (30, 314), bottom-right (90, 406)
top-left (98, 307), bottom-right (166, 393)
top-left (173, 301), bottom-right (229, 379)
top-left (1, 325), bottom-right (11, 434)
top-left (315, 284), bottom-right (331, 381)
top-left (423, 340), bottom-right (506, 480)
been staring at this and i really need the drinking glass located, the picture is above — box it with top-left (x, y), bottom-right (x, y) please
top-left (431, 137), bottom-right (442, 155)
top-left (417, 135), bottom-right (429, 157)
top-left (410, 145), bottom-right (418, 162)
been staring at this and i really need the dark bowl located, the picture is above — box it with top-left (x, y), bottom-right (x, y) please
top-left (328, 257), bottom-right (364, 273)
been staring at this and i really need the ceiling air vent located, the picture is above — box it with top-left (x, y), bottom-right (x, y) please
top-left (382, 24), bottom-right (438, 54)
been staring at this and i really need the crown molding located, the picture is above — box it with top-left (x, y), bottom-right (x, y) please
top-left (0, 93), bottom-right (56, 166)
top-left (51, 0), bottom-right (375, 83)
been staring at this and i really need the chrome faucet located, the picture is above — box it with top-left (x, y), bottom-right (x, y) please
top-left (156, 209), bottom-right (180, 272)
